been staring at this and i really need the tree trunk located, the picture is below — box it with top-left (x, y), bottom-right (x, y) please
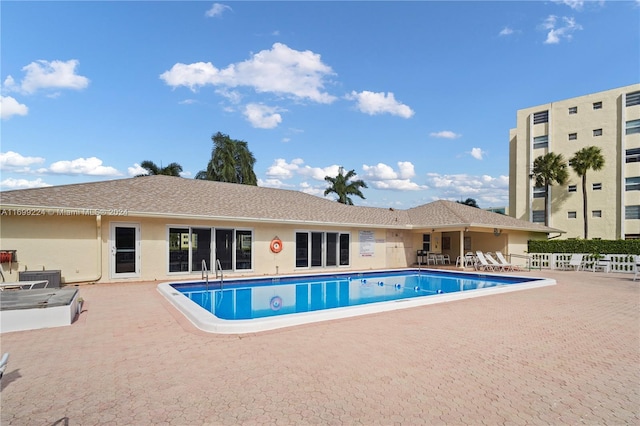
top-left (582, 174), bottom-right (588, 239)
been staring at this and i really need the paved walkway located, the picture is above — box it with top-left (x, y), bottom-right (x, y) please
top-left (1, 270), bottom-right (638, 425)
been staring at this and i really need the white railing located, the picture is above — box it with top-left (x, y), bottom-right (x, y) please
top-left (529, 253), bottom-right (638, 273)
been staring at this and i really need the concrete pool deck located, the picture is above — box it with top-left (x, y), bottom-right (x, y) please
top-left (1, 269), bottom-right (638, 425)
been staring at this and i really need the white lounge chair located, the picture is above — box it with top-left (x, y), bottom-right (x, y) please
top-left (0, 263), bottom-right (49, 290)
top-left (495, 251), bottom-right (523, 271)
top-left (475, 251), bottom-right (495, 271)
top-left (484, 253), bottom-right (506, 271)
top-left (560, 254), bottom-right (583, 271)
top-left (0, 353), bottom-right (9, 380)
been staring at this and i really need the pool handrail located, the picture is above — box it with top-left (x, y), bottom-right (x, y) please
top-left (215, 259), bottom-right (223, 290)
top-left (202, 259), bottom-right (209, 291)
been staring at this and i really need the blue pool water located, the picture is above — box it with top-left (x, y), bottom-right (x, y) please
top-left (171, 270), bottom-right (544, 321)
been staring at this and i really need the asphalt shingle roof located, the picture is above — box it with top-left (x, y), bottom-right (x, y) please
top-left (0, 175), bottom-right (560, 233)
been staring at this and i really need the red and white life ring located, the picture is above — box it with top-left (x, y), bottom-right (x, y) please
top-left (270, 238), bottom-right (283, 253)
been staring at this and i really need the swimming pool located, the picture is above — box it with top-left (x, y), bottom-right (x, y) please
top-left (158, 269), bottom-right (555, 334)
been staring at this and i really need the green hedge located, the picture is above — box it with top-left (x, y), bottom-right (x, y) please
top-left (528, 239), bottom-right (640, 255)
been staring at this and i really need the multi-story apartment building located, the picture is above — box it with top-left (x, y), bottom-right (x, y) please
top-left (509, 84), bottom-right (640, 240)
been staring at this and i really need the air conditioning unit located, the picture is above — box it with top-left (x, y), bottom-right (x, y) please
top-left (19, 270), bottom-right (62, 288)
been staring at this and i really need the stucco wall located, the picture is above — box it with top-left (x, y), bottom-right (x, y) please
top-left (0, 214), bottom-right (100, 283)
top-left (1, 213), bottom-right (547, 284)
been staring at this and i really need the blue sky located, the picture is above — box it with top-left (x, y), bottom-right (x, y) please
top-left (1, 1), bottom-right (638, 209)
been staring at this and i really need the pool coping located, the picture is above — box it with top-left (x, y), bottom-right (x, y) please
top-left (157, 269), bottom-right (556, 334)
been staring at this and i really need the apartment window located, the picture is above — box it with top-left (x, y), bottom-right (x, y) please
top-left (533, 135), bottom-right (548, 149)
top-left (568, 185), bottom-right (577, 193)
top-left (593, 128), bottom-right (603, 137)
top-left (533, 110), bottom-right (549, 124)
top-left (592, 183), bottom-right (602, 190)
top-left (532, 210), bottom-right (545, 223)
top-left (593, 101), bottom-right (602, 110)
top-left (568, 106), bottom-right (577, 114)
top-left (568, 133), bottom-right (577, 140)
top-left (625, 234), bottom-right (640, 240)
top-left (533, 186), bottom-right (546, 198)
top-left (626, 177), bottom-right (640, 191)
top-left (568, 211), bottom-right (577, 219)
top-left (626, 91), bottom-right (640, 107)
top-left (626, 205), bottom-right (640, 220)
top-left (626, 119), bottom-right (640, 135)
top-left (626, 148), bottom-right (640, 163)
top-left (592, 210), bottom-right (602, 218)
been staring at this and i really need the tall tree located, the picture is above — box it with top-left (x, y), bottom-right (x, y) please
top-left (569, 146), bottom-right (605, 239)
top-left (456, 198), bottom-right (479, 208)
top-left (532, 152), bottom-right (569, 226)
top-left (324, 167), bottom-right (368, 205)
top-left (137, 160), bottom-right (183, 177)
top-left (196, 132), bottom-right (257, 185)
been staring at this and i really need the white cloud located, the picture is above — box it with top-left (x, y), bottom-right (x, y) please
top-left (265, 158), bottom-right (304, 179)
top-left (469, 148), bottom-right (485, 160)
top-left (0, 95), bottom-right (29, 119)
top-left (347, 91), bottom-right (414, 118)
top-left (542, 15), bottom-right (582, 44)
top-left (299, 164), bottom-right (341, 181)
top-left (0, 178), bottom-right (51, 190)
top-left (243, 103), bottom-right (283, 128)
top-left (362, 162), bottom-right (425, 191)
top-left (160, 43), bottom-right (336, 104)
top-left (205, 3), bottom-right (231, 18)
top-left (553, 0), bottom-right (584, 10)
top-left (7, 59), bottom-right (90, 94)
top-left (499, 27), bottom-right (514, 36)
top-left (430, 130), bottom-right (461, 139)
top-left (46, 157), bottom-right (120, 176)
top-left (0, 151), bottom-right (45, 171)
top-left (298, 181), bottom-right (325, 197)
top-left (127, 163), bottom-right (148, 176)
top-left (425, 173), bottom-right (509, 206)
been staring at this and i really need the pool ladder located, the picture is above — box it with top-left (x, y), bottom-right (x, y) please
top-left (215, 259), bottom-right (223, 290)
top-left (202, 259), bottom-right (209, 291)
top-left (202, 259), bottom-right (224, 291)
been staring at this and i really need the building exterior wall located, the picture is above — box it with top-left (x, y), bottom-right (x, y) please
top-left (1, 212), bottom-right (543, 284)
top-left (1, 214), bottom-right (406, 284)
top-left (0, 214), bottom-right (100, 283)
top-left (509, 84), bottom-right (640, 239)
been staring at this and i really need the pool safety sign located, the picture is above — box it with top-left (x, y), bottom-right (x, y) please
top-left (359, 230), bottom-right (375, 257)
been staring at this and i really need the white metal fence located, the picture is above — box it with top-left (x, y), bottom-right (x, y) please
top-left (529, 253), bottom-right (639, 273)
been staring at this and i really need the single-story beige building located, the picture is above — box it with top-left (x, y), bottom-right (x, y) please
top-left (0, 175), bottom-right (561, 284)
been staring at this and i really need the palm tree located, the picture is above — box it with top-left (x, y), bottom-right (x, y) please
top-left (137, 160), bottom-right (183, 177)
top-left (324, 167), bottom-right (368, 205)
top-left (196, 132), bottom-right (257, 185)
top-left (569, 146), bottom-right (605, 239)
top-left (457, 198), bottom-right (479, 208)
top-left (531, 152), bottom-right (569, 226)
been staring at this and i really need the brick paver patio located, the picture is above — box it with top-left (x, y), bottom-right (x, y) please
top-left (1, 270), bottom-right (638, 425)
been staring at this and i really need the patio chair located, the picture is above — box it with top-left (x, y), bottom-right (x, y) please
top-left (0, 353), bottom-right (8, 380)
top-left (634, 256), bottom-right (639, 282)
top-left (475, 251), bottom-right (495, 272)
top-left (0, 263), bottom-right (49, 290)
top-left (496, 251), bottom-right (523, 271)
top-left (559, 254), bottom-right (584, 271)
top-left (484, 253), bottom-right (506, 271)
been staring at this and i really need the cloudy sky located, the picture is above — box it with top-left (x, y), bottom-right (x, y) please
top-left (1, 1), bottom-right (638, 208)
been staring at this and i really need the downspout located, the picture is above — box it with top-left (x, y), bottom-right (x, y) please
top-left (63, 214), bottom-right (103, 284)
